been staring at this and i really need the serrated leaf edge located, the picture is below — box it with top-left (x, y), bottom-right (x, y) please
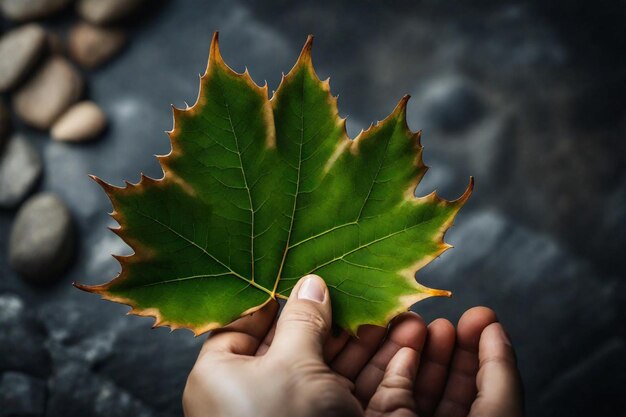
top-left (75, 32), bottom-right (473, 336)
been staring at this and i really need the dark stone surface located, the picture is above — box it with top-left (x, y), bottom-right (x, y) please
top-left (96, 321), bottom-right (201, 417)
top-left (0, 1), bottom-right (623, 416)
top-left (538, 338), bottom-right (626, 417)
top-left (0, 371), bottom-right (47, 417)
top-left (0, 294), bottom-right (51, 378)
top-left (46, 361), bottom-right (156, 417)
top-left (416, 78), bottom-right (487, 134)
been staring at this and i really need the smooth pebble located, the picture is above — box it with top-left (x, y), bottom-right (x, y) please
top-left (69, 23), bottom-right (127, 69)
top-left (13, 56), bottom-right (83, 129)
top-left (77, 0), bottom-right (147, 25)
top-left (9, 193), bottom-right (75, 283)
top-left (0, 135), bottom-right (42, 208)
top-left (52, 101), bottom-right (107, 142)
top-left (0, 24), bottom-right (46, 92)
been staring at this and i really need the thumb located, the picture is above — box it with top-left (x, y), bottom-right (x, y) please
top-left (269, 274), bottom-right (332, 362)
top-left (469, 322), bottom-right (524, 417)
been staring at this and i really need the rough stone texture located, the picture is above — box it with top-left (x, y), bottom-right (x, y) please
top-left (0, 101), bottom-right (10, 147)
top-left (47, 361), bottom-right (157, 417)
top-left (69, 23), bottom-right (127, 69)
top-left (538, 339), bottom-right (626, 416)
top-left (97, 321), bottom-right (201, 416)
top-left (0, 135), bottom-right (42, 209)
top-left (0, 24), bottom-right (46, 92)
top-left (77, 0), bottom-right (147, 25)
top-left (9, 193), bottom-right (75, 283)
top-left (0, 372), bottom-right (47, 417)
top-left (52, 101), bottom-right (107, 142)
top-left (0, 0), bottom-right (72, 21)
top-left (416, 77), bottom-right (487, 134)
top-left (13, 56), bottom-right (83, 129)
top-left (36, 297), bottom-right (201, 416)
top-left (39, 299), bottom-right (124, 365)
top-left (0, 294), bottom-right (51, 378)
top-left (0, 2), bottom-right (623, 416)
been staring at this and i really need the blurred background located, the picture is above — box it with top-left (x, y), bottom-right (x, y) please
top-left (0, 0), bottom-right (624, 416)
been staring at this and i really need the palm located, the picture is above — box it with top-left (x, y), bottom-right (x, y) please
top-left (191, 302), bottom-right (518, 417)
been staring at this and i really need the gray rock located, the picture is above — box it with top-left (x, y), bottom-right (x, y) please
top-left (39, 298), bottom-right (104, 347)
top-left (0, 101), bottom-right (10, 146)
top-left (98, 322), bottom-right (201, 416)
top-left (0, 0), bottom-right (72, 21)
top-left (77, 0), bottom-right (147, 25)
top-left (38, 298), bottom-right (129, 365)
top-left (538, 339), bottom-right (626, 416)
top-left (0, 372), bottom-right (47, 417)
top-left (9, 193), bottom-right (75, 283)
top-left (52, 101), bottom-right (107, 142)
top-left (0, 135), bottom-right (42, 208)
top-left (0, 294), bottom-right (51, 378)
top-left (0, 24), bottom-right (46, 92)
top-left (417, 77), bottom-right (486, 133)
top-left (69, 23), bottom-right (127, 69)
top-left (13, 56), bottom-right (83, 129)
top-left (47, 361), bottom-right (156, 417)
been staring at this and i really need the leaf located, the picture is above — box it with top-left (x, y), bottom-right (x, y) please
top-left (76, 33), bottom-right (473, 335)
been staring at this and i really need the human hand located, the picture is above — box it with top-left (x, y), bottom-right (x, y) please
top-left (183, 275), bottom-right (523, 417)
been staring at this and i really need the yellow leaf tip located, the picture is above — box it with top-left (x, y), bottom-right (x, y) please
top-left (297, 35), bottom-right (314, 65)
top-left (454, 176), bottom-right (474, 205)
top-left (432, 289), bottom-right (453, 298)
top-left (207, 31), bottom-right (225, 73)
top-left (90, 175), bottom-right (119, 194)
top-left (210, 31), bottom-right (220, 53)
top-left (393, 95), bottom-right (410, 120)
top-left (73, 281), bottom-right (105, 295)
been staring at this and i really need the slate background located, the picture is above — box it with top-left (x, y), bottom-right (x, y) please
top-left (1, 1), bottom-right (625, 416)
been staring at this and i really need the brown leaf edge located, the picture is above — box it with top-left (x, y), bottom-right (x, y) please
top-left (74, 32), bottom-right (474, 336)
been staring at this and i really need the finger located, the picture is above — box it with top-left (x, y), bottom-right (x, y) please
top-left (469, 323), bottom-right (523, 417)
top-left (268, 274), bottom-right (332, 362)
top-left (200, 299), bottom-right (279, 356)
top-left (324, 329), bottom-right (351, 363)
top-left (365, 347), bottom-right (420, 417)
top-left (255, 313), bottom-right (279, 356)
top-left (258, 293), bottom-right (347, 359)
top-left (331, 324), bottom-right (387, 381)
top-left (434, 307), bottom-right (497, 417)
top-left (355, 312), bottom-right (427, 406)
top-left (414, 318), bottom-right (456, 417)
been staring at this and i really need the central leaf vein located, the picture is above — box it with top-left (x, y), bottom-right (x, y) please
top-left (272, 77), bottom-right (306, 295)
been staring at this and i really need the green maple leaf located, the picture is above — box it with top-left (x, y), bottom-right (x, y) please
top-left (76, 34), bottom-right (473, 335)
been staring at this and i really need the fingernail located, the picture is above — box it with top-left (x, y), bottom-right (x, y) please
top-left (298, 275), bottom-right (325, 303)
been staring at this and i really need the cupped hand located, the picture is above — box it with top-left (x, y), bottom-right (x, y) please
top-left (183, 275), bottom-right (523, 417)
